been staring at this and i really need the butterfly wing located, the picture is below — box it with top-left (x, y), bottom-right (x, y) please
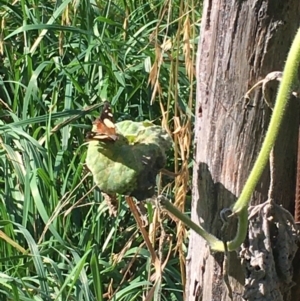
top-left (101, 101), bottom-right (115, 127)
top-left (86, 101), bottom-right (118, 141)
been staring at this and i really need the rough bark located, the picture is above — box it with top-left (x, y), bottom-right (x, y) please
top-left (186, 1), bottom-right (300, 300)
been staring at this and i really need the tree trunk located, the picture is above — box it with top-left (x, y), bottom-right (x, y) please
top-left (186, 1), bottom-right (300, 300)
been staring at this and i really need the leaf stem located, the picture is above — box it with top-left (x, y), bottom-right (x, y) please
top-left (161, 27), bottom-right (300, 252)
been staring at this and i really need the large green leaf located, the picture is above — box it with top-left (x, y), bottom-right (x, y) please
top-left (86, 120), bottom-right (172, 200)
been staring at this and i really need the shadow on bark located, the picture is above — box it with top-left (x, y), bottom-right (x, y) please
top-left (193, 162), bottom-right (299, 301)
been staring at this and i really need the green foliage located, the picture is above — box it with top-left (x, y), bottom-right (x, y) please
top-left (0, 0), bottom-right (199, 300)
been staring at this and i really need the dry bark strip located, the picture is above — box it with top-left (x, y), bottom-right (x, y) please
top-left (186, 1), bottom-right (300, 300)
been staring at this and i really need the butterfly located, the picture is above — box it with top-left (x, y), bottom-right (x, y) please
top-left (86, 101), bottom-right (118, 141)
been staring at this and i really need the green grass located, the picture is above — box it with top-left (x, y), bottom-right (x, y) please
top-left (0, 0), bottom-right (200, 300)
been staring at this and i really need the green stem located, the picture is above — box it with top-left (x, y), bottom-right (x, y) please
top-left (161, 27), bottom-right (300, 252)
top-left (160, 197), bottom-right (223, 250)
top-left (233, 28), bottom-right (300, 214)
top-left (161, 197), bottom-right (247, 252)
top-left (229, 27), bottom-right (300, 250)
